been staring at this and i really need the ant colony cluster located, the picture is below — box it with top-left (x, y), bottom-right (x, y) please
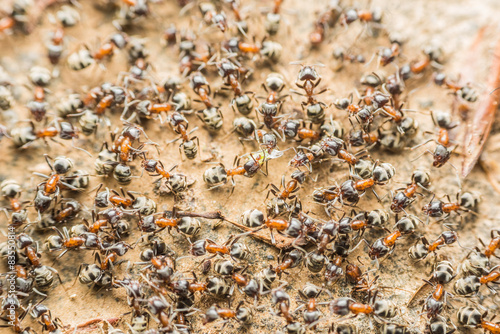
top-left (0, 0), bottom-right (499, 334)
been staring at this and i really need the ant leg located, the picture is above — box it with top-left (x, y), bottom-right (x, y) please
top-left (411, 139), bottom-right (435, 150)
top-left (269, 229), bottom-right (276, 245)
top-left (410, 150), bottom-right (433, 163)
top-left (371, 188), bottom-right (381, 202)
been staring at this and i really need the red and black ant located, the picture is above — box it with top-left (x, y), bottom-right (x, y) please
top-left (409, 231), bottom-right (459, 260)
top-left (391, 170), bottom-right (431, 214)
top-left (309, 3), bottom-right (342, 46)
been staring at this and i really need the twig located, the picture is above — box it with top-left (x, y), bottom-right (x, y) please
top-left (406, 277), bottom-right (434, 307)
top-left (177, 210), bottom-right (225, 219)
top-left (461, 36), bottom-right (500, 177)
top-left (223, 219), bottom-right (295, 250)
top-left (164, 210), bottom-right (226, 220)
top-left (63, 317), bottom-right (121, 333)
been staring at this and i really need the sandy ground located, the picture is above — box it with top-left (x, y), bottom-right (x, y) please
top-left (0, 0), bottom-right (500, 333)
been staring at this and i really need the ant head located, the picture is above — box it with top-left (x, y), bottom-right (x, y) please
top-left (142, 159), bottom-right (157, 172)
top-left (266, 72), bottom-right (285, 92)
top-left (334, 98), bottom-right (351, 110)
top-left (291, 170), bottom-right (306, 183)
top-left (123, 126), bottom-right (141, 141)
top-left (297, 65), bottom-right (319, 82)
top-left (432, 145), bottom-right (451, 168)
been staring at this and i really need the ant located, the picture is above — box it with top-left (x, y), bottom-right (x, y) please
top-left (378, 39), bottom-right (402, 67)
top-left (334, 95), bottom-right (376, 127)
top-left (146, 296), bottom-right (179, 333)
top-left (257, 73), bottom-right (287, 130)
top-left (264, 0), bottom-right (285, 35)
top-left (409, 231), bottom-right (459, 260)
top-left (309, 2), bottom-right (342, 46)
top-left (240, 208), bottom-right (303, 245)
top-left (115, 279), bottom-right (145, 317)
top-left (360, 73), bottom-right (384, 106)
top-left (45, 226), bottom-right (103, 259)
top-left (345, 260), bottom-right (379, 293)
top-left (91, 32), bottom-right (129, 65)
top-left (271, 288), bottom-right (303, 332)
top-left (293, 64), bottom-right (324, 97)
top-left (17, 234), bottom-right (42, 268)
top-left (318, 136), bottom-right (372, 173)
top-left (455, 266), bottom-right (500, 295)
top-left (422, 191), bottom-right (477, 223)
top-left (138, 254), bottom-right (176, 284)
top-left (296, 122), bottom-right (323, 143)
top-left (30, 303), bottom-right (62, 333)
top-left (15, 234), bottom-right (64, 293)
top-left (289, 148), bottom-right (321, 172)
top-left (223, 37), bottom-right (282, 62)
top-left (339, 8), bottom-right (382, 27)
top-left (324, 162), bottom-right (396, 208)
top-left (421, 279), bottom-right (453, 319)
top-left (111, 124), bottom-right (152, 163)
top-left (16, 120), bottom-right (89, 156)
top-left (330, 292), bottom-right (396, 323)
top-left (325, 256), bottom-right (344, 284)
top-left (399, 45), bottom-right (442, 82)
top-left (198, 2), bottom-right (228, 33)
top-left (203, 151), bottom-right (269, 191)
top-left (364, 229), bottom-right (402, 261)
top-left (478, 267), bottom-right (500, 289)
top-left (203, 302), bottom-right (252, 327)
top-left (190, 72), bottom-right (215, 109)
top-left (391, 170), bottom-right (431, 213)
top-left (33, 156), bottom-right (84, 212)
top-left (434, 73), bottom-right (478, 103)
top-left (216, 59), bottom-right (253, 115)
top-left (135, 99), bottom-right (175, 122)
top-left (140, 211), bottom-right (201, 237)
top-left (412, 110), bottom-right (458, 168)
top-left (142, 157), bottom-right (194, 196)
top-left (178, 33), bottom-right (215, 76)
top-left (27, 86), bottom-right (48, 122)
top-left (226, 266), bottom-right (268, 300)
top-left (141, 158), bottom-right (178, 181)
top-left (338, 212), bottom-right (377, 239)
top-left (94, 186), bottom-right (136, 210)
top-left (190, 72), bottom-right (224, 131)
top-left (189, 234), bottom-right (247, 262)
top-left (332, 47), bottom-right (366, 69)
top-left (273, 249), bottom-right (304, 277)
top-left (96, 242), bottom-right (132, 271)
top-left (121, 0), bottom-right (150, 18)
top-left (291, 63), bottom-right (328, 123)
top-left (0, 295), bottom-right (30, 333)
top-left (1, 180), bottom-right (29, 228)
top-left (294, 284), bottom-right (326, 330)
top-left (346, 129), bottom-right (379, 149)
top-left (378, 102), bottom-right (414, 135)
top-left (265, 170), bottom-right (306, 214)
top-left (458, 306), bottom-right (500, 334)
top-left (304, 219), bottom-right (339, 273)
top-left (86, 207), bottom-right (126, 236)
top-left (80, 83), bottom-right (126, 114)
top-left (481, 229), bottom-right (500, 259)
top-left (224, 0), bottom-right (248, 34)
top-left (41, 199), bottom-right (81, 227)
top-left (167, 111), bottom-right (199, 160)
